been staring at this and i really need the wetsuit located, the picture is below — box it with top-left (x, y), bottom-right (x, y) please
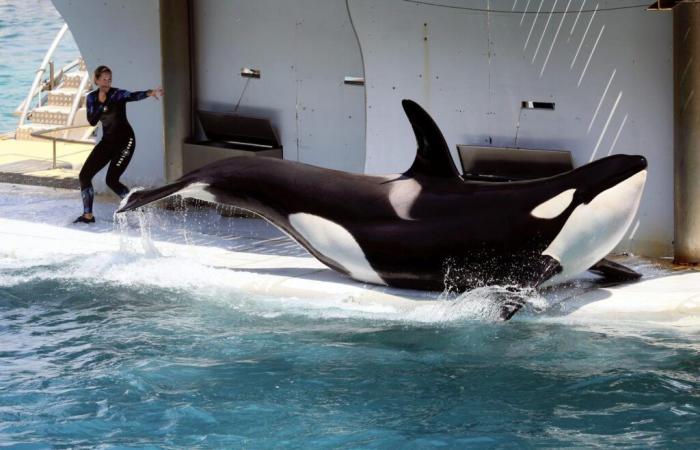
top-left (79, 87), bottom-right (151, 215)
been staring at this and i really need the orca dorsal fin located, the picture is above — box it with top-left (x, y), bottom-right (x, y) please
top-left (402, 99), bottom-right (461, 179)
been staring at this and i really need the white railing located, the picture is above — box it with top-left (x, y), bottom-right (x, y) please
top-left (14, 58), bottom-right (82, 115)
top-left (17, 24), bottom-right (69, 127)
top-left (30, 124), bottom-right (96, 169)
top-left (65, 71), bottom-right (90, 127)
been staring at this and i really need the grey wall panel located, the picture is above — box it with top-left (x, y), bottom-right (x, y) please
top-left (351, 0), bottom-right (492, 174)
top-left (52, 0), bottom-right (674, 257)
top-left (349, 0), bottom-right (673, 256)
top-left (52, 0), bottom-right (165, 190)
top-left (193, 0), bottom-right (366, 173)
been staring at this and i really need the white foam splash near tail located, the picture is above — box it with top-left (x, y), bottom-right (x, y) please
top-left (438, 259), bottom-right (549, 320)
top-left (412, 285), bottom-right (548, 323)
top-left (114, 188), bottom-right (161, 257)
top-left (251, 285), bottom-right (548, 323)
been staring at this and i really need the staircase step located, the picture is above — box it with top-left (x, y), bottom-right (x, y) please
top-left (61, 72), bottom-right (87, 89)
top-left (47, 88), bottom-right (83, 107)
top-left (13, 57), bottom-right (93, 142)
top-left (34, 105), bottom-right (72, 113)
top-left (50, 87), bottom-right (79, 95)
top-left (29, 106), bottom-right (72, 126)
top-left (15, 123), bottom-right (61, 141)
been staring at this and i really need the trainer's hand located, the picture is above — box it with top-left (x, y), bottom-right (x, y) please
top-left (149, 86), bottom-right (164, 100)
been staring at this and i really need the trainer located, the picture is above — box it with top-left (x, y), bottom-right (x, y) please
top-left (74, 65), bottom-right (163, 224)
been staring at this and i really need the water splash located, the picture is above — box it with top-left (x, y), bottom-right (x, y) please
top-left (439, 261), bottom-right (548, 321)
top-left (411, 285), bottom-right (547, 323)
top-left (114, 188), bottom-right (161, 257)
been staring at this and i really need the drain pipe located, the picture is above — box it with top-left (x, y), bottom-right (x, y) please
top-left (674, 3), bottom-right (700, 264)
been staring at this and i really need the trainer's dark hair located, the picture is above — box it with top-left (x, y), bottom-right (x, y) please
top-left (93, 65), bottom-right (112, 83)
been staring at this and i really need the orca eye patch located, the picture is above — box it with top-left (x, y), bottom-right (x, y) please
top-left (530, 189), bottom-right (576, 219)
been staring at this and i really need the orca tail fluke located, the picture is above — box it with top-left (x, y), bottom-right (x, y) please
top-left (499, 292), bottom-right (528, 321)
top-left (117, 180), bottom-right (190, 213)
top-left (498, 256), bottom-right (563, 321)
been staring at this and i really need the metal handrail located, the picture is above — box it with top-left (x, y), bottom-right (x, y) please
top-left (18, 24), bottom-right (69, 127)
top-left (30, 124), bottom-right (95, 169)
top-left (58, 58), bottom-right (82, 80)
top-left (66, 71), bottom-right (90, 126)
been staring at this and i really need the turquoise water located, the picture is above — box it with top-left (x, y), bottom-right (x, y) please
top-left (0, 0), bottom-right (79, 133)
top-left (1, 272), bottom-right (699, 448)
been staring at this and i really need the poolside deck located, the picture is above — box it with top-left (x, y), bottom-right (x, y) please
top-left (0, 135), bottom-right (91, 189)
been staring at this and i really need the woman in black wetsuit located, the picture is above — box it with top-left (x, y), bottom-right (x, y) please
top-left (74, 65), bottom-right (163, 223)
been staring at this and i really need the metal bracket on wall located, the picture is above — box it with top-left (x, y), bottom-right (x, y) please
top-left (241, 68), bottom-right (261, 79)
top-left (344, 76), bottom-right (365, 86)
top-left (521, 101), bottom-right (555, 110)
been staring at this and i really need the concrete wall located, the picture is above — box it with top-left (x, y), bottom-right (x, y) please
top-left (348, 0), bottom-right (673, 256)
top-left (54, 0), bottom-right (675, 256)
top-left (52, 0), bottom-right (165, 190)
top-left (192, 0), bottom-right (366, 173)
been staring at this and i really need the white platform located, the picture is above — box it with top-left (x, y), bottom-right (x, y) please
top-left (0, 183), bottom-right (698, 329)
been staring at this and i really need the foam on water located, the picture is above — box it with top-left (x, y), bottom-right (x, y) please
top-left (0, 187), bottom-right (518, 322)
top-left (2, 183), bottom-right (697, 328)
top-left (0, 191), bottom-right (548, 324)
top-left (0, 246), bottom-right (545, 325)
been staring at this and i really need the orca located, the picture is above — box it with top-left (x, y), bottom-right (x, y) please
top-left (118, 100), bottom-right (647, 319)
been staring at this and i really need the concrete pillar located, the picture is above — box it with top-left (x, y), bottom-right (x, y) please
top-left (160, 0), bottom-right (192, 181)
top-left (674, 3), bottom-right (700, 264)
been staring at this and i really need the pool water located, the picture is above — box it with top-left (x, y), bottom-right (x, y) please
top-left (1, 271), bottom-right (699, 448)
top-left (0, 184), bottom-right (698, 448)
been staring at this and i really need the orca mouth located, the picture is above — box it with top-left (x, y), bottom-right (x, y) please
top-left (619, 155), bottom-right (647, 178)
top-left (579, 155), bottom-right (647, 204)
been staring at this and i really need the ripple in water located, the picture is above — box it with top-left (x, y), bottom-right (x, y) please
top-left (1, 274), bottom-right (699, 447)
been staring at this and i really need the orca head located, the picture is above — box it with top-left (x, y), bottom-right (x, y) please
top-left (535, 154), bottom-right (648, 287)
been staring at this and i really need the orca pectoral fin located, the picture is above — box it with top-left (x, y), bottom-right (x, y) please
top-left (588, 258), bottom-right (642, 282)
top-left (116, 180), bottom-right (189, 213)
top-left (499, 256), bottom-right (563, 321)
top-left (533, 256), bottom-right (564, 288)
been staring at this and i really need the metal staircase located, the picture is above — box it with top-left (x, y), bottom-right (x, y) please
top-left (13, 24), bottom-right (94, 142)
